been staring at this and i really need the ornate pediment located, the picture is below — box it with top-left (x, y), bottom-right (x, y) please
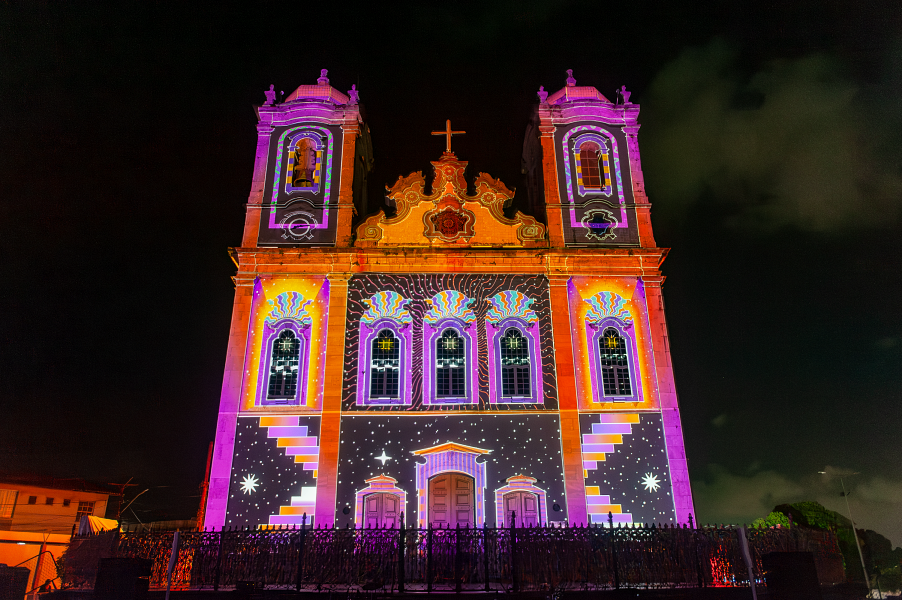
top-left (356, 152), bottom-right (546, 247)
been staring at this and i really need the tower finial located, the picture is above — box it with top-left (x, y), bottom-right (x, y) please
top-left (317, 69), bottom-right (329, 86)
top-left (566, 69), bottom-right (576, 87)
top-left (537, 85), bottom-right (548, 104)
top-left (264, 84), bottom-right (276, 106)
top-left (348, 84), bottom-right (359, 105)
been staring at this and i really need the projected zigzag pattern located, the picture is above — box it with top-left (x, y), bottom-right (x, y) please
top-left (582, 413), bottom-right (638, 525)
top-left (259, 416), bottom-right (319, 526)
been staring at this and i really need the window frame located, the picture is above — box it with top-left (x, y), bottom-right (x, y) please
top-left (255, 319), bottom-right (311, 407)
top-left (486, 317), bottom-right (542, 404)
top-left (357, 319), bottom-right (413, 406)
top-left (586, 317), bottom-right (642, 403)
top-left (423, 319), bottom-right (477, 405)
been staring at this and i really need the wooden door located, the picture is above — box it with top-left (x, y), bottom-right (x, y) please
top-left (503, 491), bottom-right (539, 527)
top-left (428, 472), bottom-right (474, 528)
top-left (363, 492), bottom-right (400, 529)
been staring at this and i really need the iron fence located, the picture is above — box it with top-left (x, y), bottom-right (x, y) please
top-left (61, 515), bottom-right (844, 592)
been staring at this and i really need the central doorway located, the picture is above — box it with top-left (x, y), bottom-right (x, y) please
top-left (363, 492), bottom-right (401, 529)
top-left (428, 472), bottom-right (474, 528)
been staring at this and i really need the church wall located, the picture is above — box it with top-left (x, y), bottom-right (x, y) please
top-left (256, 122), bottom-right (345, 247)
top-left (341, 274), bottom-right (558, 411)
top-left (239, 276), bottom-right (331, 411)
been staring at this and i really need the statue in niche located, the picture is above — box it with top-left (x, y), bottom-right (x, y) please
top-left (348, 84), bottom-right (359, 105)
top-left (292, 138), bottom-right (317, 187)
top-left (264, 84), bottom-right (276, 106)
top-left (537, 86), bottom-right (548, 104)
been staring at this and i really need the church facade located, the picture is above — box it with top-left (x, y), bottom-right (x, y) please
top-left (204, 69), bottom-right (693, 530)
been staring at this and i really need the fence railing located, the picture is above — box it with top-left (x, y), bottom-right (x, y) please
top-left (60, 515), bottom-right (844, 592)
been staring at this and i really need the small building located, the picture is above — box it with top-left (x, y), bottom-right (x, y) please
top-left (0, 475), bottom-right (117, 587)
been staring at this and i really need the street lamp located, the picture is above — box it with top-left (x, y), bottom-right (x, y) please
top-left (819, 471), bottom-right (871, 595)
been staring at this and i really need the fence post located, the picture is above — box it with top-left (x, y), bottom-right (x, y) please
top-left (427, 522), bottom-right (433, 593)
top-left (608, 512), bottom-right (620, 590)
top-left (213, 527), bottom-right (224, 591)
top-left (738, 525), bottom-right (759, 600)
top-left (295, 513), bottom-right (308, 592)
top-left (164, 530), bottom-right (180, 600)
top-left (584, 523), bottom-right (591, 592)
top-left (690, 515), bottom-right (704, 588)
top-left (398, 511), bottom-right (406, 593)
top-left (483, 523), bottom-right (490, 592)
top-left (455, 522), bottom-right (462, 594)
top-left (510, 511), bottom-right (519, 593)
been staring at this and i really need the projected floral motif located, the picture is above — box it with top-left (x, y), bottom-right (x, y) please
top-left (423, 290), bottom-right (477, 325)
top-left (265, 292), bottom-right (314, 326)
top-left (485, 291), bottom-right (539, 325)
top-left (584, 291), bottom-right (633, 325)
top-left (361, 291), bottom-right (413, 326)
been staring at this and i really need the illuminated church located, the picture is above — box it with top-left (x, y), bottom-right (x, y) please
top-left (204, 69), bottom-right (694, 530)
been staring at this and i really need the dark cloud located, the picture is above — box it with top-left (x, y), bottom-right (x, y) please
top-left (641, 39), bottom-right (902, 232)
top-left (694, 464), bottom-right (902, 547)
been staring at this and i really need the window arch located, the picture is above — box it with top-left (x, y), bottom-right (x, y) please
top-left (578, 141), bottom-right (602, 189)
top-left (598, 327), bottom-right (631, 396)
top-left (267, 329), bottom-right (302, 400)
top-left (500, 328), bottom-right (530, 398)
top-left (370, 329), bottom-right (400, 399)
top-left (436, 328), bottom-right (466, 398)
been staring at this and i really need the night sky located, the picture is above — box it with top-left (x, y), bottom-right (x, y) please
top-left (1, 2), bottom-right (900, 543)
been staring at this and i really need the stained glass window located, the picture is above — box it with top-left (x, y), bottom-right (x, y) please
top-left (579, 141), bottom-right (602, 189)
top-left (436, 329), bottom-right (465, 397)
top-left (500, 328), bottom-right (531, 397)
top-left (292, 138), bottom-right (317, 187)
top-left (370, 329), bottom-right (400, 398)
top-left (268, 329), bottom-right (300, 399)
top-left (599, 327), bottom-right (631, 396)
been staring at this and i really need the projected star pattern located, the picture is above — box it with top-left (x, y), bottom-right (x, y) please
top-left (226, 416), bottom-right (321, 527)
top-left (333, 414), bottom-right (567, 528)
top-left (580, 412), bottom-right (676, 525)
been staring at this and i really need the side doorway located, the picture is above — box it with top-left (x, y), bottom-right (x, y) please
top-left (428, 472), bottom-right (474, 528)
top-left (363, 492), bottom-right (401, 529)
top-left (503, 490), bottom-right (539, 527)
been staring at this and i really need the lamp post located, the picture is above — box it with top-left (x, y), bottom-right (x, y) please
top-left (819, 471), bottom-right (871, 595)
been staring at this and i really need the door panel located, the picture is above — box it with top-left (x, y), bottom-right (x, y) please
top-left (364, 492), bottom-right (400, 528)
top-left (429, 472), bottom-right (474, 528)
top-left (502, 490), bottom-right (540, 527)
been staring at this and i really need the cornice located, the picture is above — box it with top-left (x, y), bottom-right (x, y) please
top-left (231, 246), bottom-right (669, 278)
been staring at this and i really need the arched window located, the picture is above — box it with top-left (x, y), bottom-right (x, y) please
top-left (599, 327), bottom-right (632, 396)
top-left (500, 328), bottom-right (530, 397)
top-left (370, 329), bottom-right (400, 398)
top-left (268, 329), bottom-right (301, 399)
top-left (436, 329), bottom-right (465, 398)
top-left (292, 138), bottom-right (317, 187)
top-left (579, 141), bottom-right (602, 189)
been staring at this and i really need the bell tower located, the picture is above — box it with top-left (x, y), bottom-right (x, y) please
top-left (526, 70), bottom-right (655, 248)
top-left (246, 70), bottom-right (372, 248)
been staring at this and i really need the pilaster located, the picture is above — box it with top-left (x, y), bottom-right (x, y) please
top-left (641, 276), bottom-right (694, 523)
top-left (241, 124), bottom-right (273, 248)
top-left (623, 125), bottom-right (656, 248)
top-left (314, 272), bottom-right (351, 526)
top-left (538, 108), bottom-right (566, 248)
top-left (204, 276), bottom-right (258, 529)
top-left (334, 115), bottom-right (360, 247)
top-left (547, 275), bottom-right (588, 525)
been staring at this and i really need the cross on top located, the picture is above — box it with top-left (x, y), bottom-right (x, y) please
top-left (431, 120), bottom-right (465, 153)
